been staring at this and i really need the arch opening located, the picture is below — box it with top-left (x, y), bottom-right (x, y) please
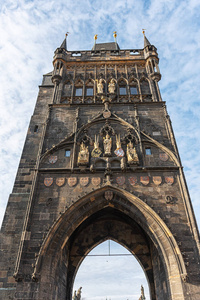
top-left (73, 240), bottom-right (150, 300)
top-left (35, 187), bottom-right (186, 300)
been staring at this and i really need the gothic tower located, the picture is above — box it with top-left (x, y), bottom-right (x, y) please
top-left (0, 32), bottom-right (200, 300)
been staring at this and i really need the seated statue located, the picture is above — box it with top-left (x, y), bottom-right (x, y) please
top-left (78, 143), bottom-right (89, 165)
top-left (127, 141), bottom-right (139, 164)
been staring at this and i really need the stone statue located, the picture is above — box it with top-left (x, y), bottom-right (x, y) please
top-left (97, 79), bottom-right (104, 94)
top-left (103, 134), bottom-right (112, 156)
top-left (108, 79), bottom-right (115, 94)
top-left (127, 141), bottom-right (139, 164)
top-left (72, 291), bottom-right (77, 300)
top-left (78, 142), bottom-right (89, 165)
top-left (138, 285), bottom-right (146, 300)
top-left (76, 287), bottom-right (82, 300)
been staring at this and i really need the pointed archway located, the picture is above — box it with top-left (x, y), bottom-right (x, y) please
top-left (33, 186), bottom-right (187, 300)
top-left (73, 239), bottom-right (150, 300)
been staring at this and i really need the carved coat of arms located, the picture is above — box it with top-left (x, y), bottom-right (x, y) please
top-left (91, 177), bottom-right (101, 186)
top-left (103, 111), bottom-right (111, 119)
top-left (56, 177), bottom-right (65, 187)
top-left (153, 176), bottom-right (162, 185)
top-left (48, 155), bottom-right (57, 164)
top-left (159, 153), bottom-right (169, 161)
top-left (105, 190), bottom-right (113, 201)
top-left (80, 177), bottom-right (89, 186)
top-left (91, 135), bottom-right (102, 157)
top-left (114, 134), bottom-right (124, 157)
top-left (68, 177), bottom-right (77, 187)
top-left (116, 176), bottom-right (125, 186)
top-left (44, 178), bottom-right (53, 186)
top-left (165, 176), bottom-right (174, 185)
top-left (128, 176), bottom-right (137, 186)
top-left (140, 176), bottom-right (149, 185)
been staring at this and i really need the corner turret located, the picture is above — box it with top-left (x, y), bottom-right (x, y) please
top-left (143, 30), bottom-right (161, 86)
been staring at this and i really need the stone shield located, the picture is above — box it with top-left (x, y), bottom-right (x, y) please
top-left (68, 177), bottom-right (77, 187)
top-left (104, 190), bottom-right (113, 201)
top-left (44, 178), bottom-right (53, 187)
top-left (48, 155), bottom-right (57, 164)
top-left (140, 176), bottom-right (149, 185)
top-left (153, 176), bottom-right (162, 185)
top-left (80, 177), bottom-right (89, 186)
top-left (165, 176), bottom-right (174, 185)
top-left (128, 176), bottom-right (137, 186)
top-left (91, 177), bottom-right (101, 186)
top-left (159, 153), bottom-right (168, 161)
top-left (56, 177), bottom-right (65, 187)
top-left (116, 176), bottom-right (125, 185)
top-left (114, 148), bottom-right (125, 157)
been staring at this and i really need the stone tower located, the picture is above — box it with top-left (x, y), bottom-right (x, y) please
top-left (0, 33), bottom-right (200, 300)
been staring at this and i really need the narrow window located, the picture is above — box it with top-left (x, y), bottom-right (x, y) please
top-left (145, 148), bottom-right (152, 155)
top-left (119, 86), bottom-right (127, 95)
top-left (75, 88), bottom-right (82, 96)
top-left (130, 86), bottom-right (138, 95)
top-left (34, 125), bottom-right (38, 133)
top-left (86, 87), bottom-right (93, 96)
top-left (65, 150), bottom-right (71, 157)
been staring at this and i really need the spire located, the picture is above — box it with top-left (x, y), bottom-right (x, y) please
top-left (142, 29), bottom-right (151, 48)
top-left (60, 32), bottom-right (69, 50)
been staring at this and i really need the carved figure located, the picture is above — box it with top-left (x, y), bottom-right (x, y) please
top-left (72, 291), bottom-right (77, 300)
top-left (97, 79), bottom-right (104, 94)
top-left (127, 141), bottom-right (139, 164)
top-left (78, 143), bottom-right (89, 165)
top-left (91, 135), bottom-right (102, 157)
top-left (77, 287), bottom-right (82, 300)
top-left (103, 134), bottom-right (112, 156)
top-left (108, 79), bottom-right (115, 93)
top-left (138, 285), bottom-right (146, 300)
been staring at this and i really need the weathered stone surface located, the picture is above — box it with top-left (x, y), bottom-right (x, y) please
top-left (0, 39), bottom-right (200, 300)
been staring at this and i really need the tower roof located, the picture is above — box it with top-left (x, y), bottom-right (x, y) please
top-left (92, 42), bottom-right (120, 51)
top-left (60, 37), bottom-right (67, 50)
top-left (144, 35), bottom-right (151, 48)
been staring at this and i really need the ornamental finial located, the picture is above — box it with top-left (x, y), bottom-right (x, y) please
top-left (94, 34), bottom-right (98, 40)
top-left (65, 32), bottom-right (69, 38)
top-left (113, 31), bottom-right (117, 42)
top-left (142, 29), bottom-right (146, 36)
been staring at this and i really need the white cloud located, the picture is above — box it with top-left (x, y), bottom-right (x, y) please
top-left (0, 0), bottom-right (200, 297)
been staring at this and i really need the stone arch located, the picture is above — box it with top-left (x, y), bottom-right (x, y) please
top-left (72, 235), bottom-right (153, 299)
top-left (33, 186), bottom-right (187, 300)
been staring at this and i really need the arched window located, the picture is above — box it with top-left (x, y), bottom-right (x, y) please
top-left (148, 61), bottom-right (153, 73)
top-left (118, 79), bottom-right (127, 95)
top-left (74, 80), bottom-right (83, 97)
top-left (129, 79), bottom-right (138, 95)
top-left (140, 78), bottom-right (151, 94)
top-left (85, 80), bottom-right (94, 96)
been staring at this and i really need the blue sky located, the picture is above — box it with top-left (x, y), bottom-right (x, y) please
top-left (0, 0), bottom-right (200, 299)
